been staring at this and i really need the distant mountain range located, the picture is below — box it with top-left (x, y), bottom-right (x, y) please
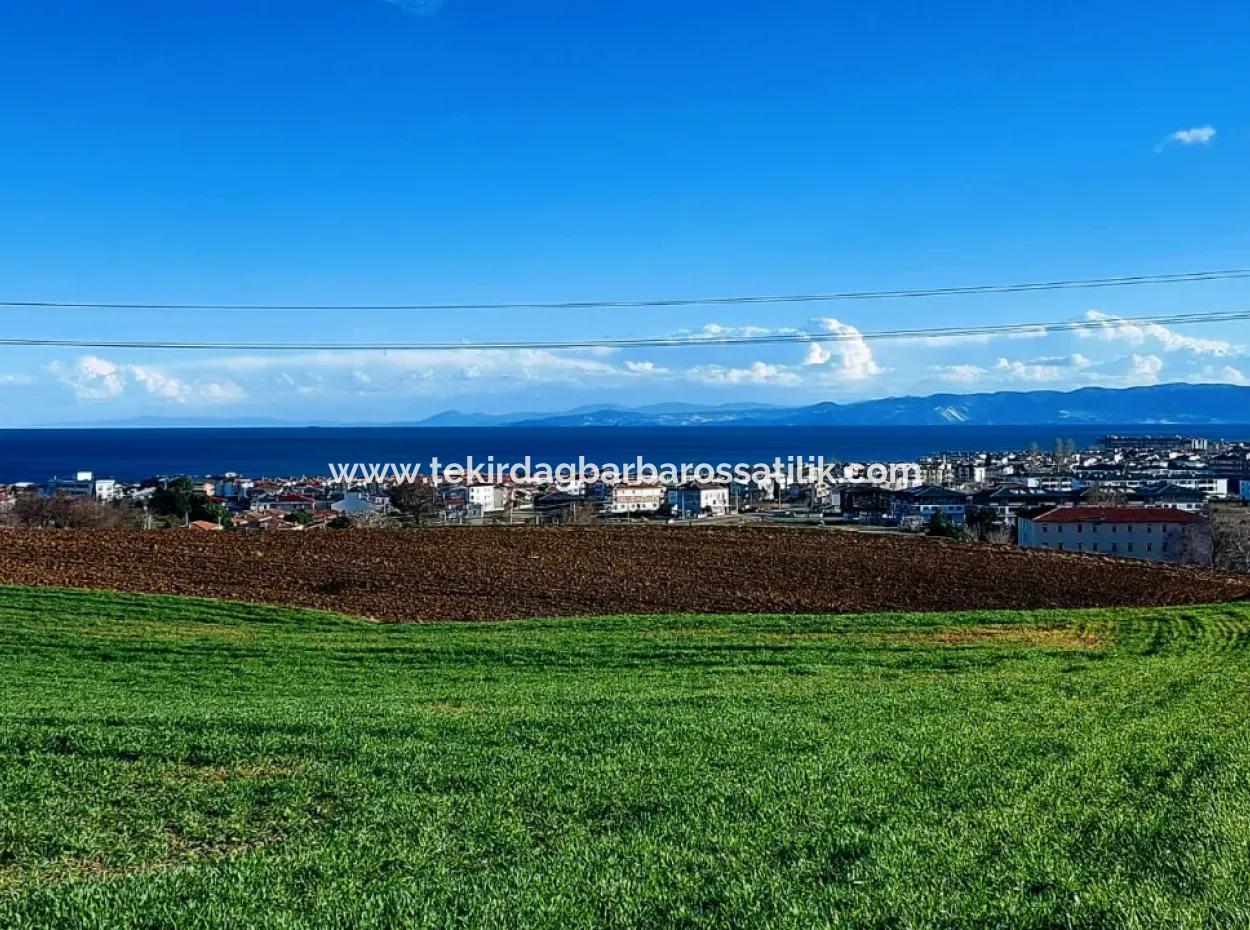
top-left (41, 383), bottom-right (1250, 429)
top-left (422, 383), bottom-right (1250, 428)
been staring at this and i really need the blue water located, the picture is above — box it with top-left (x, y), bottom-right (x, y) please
top-left (3, 425), bottom-right (1250, 483)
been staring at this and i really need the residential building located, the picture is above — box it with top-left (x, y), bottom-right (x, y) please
top-left (187, 519), bottom-right (224, 531)
top-left (1100, 435), bottom-right (1210, 452)
top-left (970, 485), bottom-right (1080, 527)
top-left (609, 483), bottom-right (665, 514)
top-left (891, 486), bottom-right (969, 526)
top-left (1018, 506), bottom-right (1203, 563)
top-left (667, 483), bottom-right (730, 518)
top-left (466, 484), bottom-right (509, 513)
top-left (828, 484), bottom-right (896, 523)
top-left (1129, 482), bottom-right (1207, 513)
top-left (330, 490), bottom-right (391, 515)
top-left (45, 471), bottom-right (118, 501)
top-left (1072, 474), bottom-right (1229, 498)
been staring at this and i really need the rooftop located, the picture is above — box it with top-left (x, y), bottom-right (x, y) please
top-left (1032, 507), bottom-right (1199, 525)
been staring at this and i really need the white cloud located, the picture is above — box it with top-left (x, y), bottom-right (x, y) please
top-left (198, 381), bottom-right (247, 403)
top-left (1128, 353), bottom-right (1164, 383)
top-left (807, 318), bottom-right (882, 381)
top-left (993, 357), bottom-right (1063, 382)
top-left (930, 363), bottom-right (988, 384)
top-left (50, 355), bottom-right (126, 399)
top-left (803, 342), bottom-right (832, 366)
top-left (1081, 310), bottom-right (1236, 356)
top-left (624, 360), bottom-right (669, 375)
top-left (51, 355), bottom-right (244, 404)
top-left (892, 325), bottom-right (1050, 348)
top-left (931, 353), bottom-right (1095, 385)
top-left (129, 365), bottom-right (193, 402)
top-left (1162, 125), bottom-right (1216, 147)
top-left (166, 346), bottom-right (666, 401)
top-left (1197, 364), bottom-right (1250, 386)
top-left (676, 322), bottom-right (779, 339)
top-left (687, 361), bottom-right (801, 386)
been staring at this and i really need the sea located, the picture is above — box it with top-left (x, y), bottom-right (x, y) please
top-left (3, 425), bottom-right (1250, 483)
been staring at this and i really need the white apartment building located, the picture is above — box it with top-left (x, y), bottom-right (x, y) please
top-left (466, 484), bottom-right (509, 513)
top-left (667, 483), bottom-right (730, 518)
top-left (1073, 475), bottom-right (1229, 497)
top-left (45, 471), bottom-right (118, 501)
top-left (609, 483), bottom-right (665, 514)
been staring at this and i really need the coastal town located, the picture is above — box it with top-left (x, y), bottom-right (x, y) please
top-left (3, 433), bottom-right (1249, 569)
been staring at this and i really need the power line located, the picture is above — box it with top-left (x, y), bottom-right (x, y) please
top-left (1, 269), bottom-right (1247, 312)
top-left (2, 308), bottom-right (1248, 352)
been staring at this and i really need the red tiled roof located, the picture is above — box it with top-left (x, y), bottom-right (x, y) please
top-left (1032, 506), bottom-right (1197, 524)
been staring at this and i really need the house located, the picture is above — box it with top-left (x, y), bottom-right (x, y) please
top-left (45, 471), bottom-right (118, 501)
top-left (1072, 474), bottom-right (1229, 498)
top-left (609, 483), bottom-right (664, 514)
top-left (667, 483), bottom-right (730, 518)
top-left (233, 511), bottom-right (288, 532)
top-left (730, 478), bottom-right (770, 509)
top-left (267, 493), bottom-right (318, 514)
top-left (1018, 506), bottom-right (1203, 564)
top-left (828, 484), bottom-right (896, 523)
top-left (970, 485), bottom-right (1079, 527)
top-left (466, 484), bottom-right (509, 514)
top-left (953, 461), bottom-right (988, 486)
top-left (330, 490), bottom-right (390, 515)
top-left (891, 486), bottom-right (969, 526)
top-left (214, 478), bottom-right (254, 500)
top-left (187, 519), bottom-right (224, 531)
top-left (1129, 482), bottom-right (1207, 513)
top-left (1208, 452), bottom-right (1250, 478)
top-left (531, 492), bottom-right (590, 524)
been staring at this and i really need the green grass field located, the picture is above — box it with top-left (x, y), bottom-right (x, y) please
top-left (3, 586), bottom-right (1250, 929)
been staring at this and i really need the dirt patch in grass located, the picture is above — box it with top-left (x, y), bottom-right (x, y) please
top-left (418, 702), bottom-right (485, 715)
top-left (891, 626), bottom-right (1109, 649)
top-left (161, 762), bottom-right (304, 783)
top-left (0, 829), bottom-right (287, 892)
top-left (78, 624), bottom-right (256, 642)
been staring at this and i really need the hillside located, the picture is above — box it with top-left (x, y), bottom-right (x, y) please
top-left (3, 587), bottom-right (1250, 927)
top-left (428, 383), bottom-right (1250, 428)
top-left (0, 527), bottom-right (1247, 621)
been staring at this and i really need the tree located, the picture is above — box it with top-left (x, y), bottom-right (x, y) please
top-left (964, 506), bottom-right (1000, 542)
top-left (5, 494), bottom-right (139, 529)
top-left (286, 509), bottom-right (314, 526)
top-left (925, 511), bottom-right (966, 539)
top-left (388, 483), bottom-right (439, 525)
top-left (1082, 486), bottom-right (1125, 506)
top-left (1211, 505), bottom-right (1250, 574)
top-left (1180, 517), bottom-right (1214, 568)
top-left (150, 477), bottom-right (224, 524)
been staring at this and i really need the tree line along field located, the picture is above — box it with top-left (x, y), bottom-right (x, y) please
top-left (0, 526), bottom-right (1248, 622)
top-left (3, 587), bottom-right (1250, 927)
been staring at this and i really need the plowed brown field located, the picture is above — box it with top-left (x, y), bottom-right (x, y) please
top-left (1, 526), bottom-right (1247, 621)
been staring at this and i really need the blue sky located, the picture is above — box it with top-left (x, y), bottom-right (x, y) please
top-left (0, 0), bottom-right (1247, 424)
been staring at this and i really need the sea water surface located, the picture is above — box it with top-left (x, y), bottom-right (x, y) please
top-left (3, 425), bottom-right (1250, 483)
